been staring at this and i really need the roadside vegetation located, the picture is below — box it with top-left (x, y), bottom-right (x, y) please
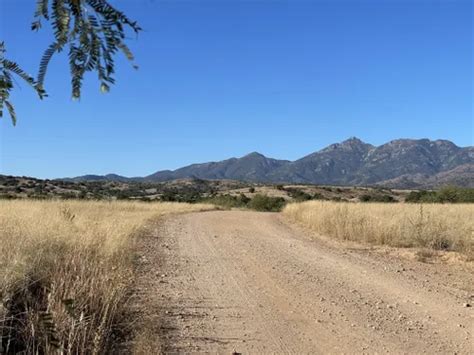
top-left (283, 201), bottom-right (474, 259)
top-left (0, 200), bottom-right (213, 354)
top-left (202, 193), bottom-right (286, 212)
top-left (405, 186), bottom-right (474, 203)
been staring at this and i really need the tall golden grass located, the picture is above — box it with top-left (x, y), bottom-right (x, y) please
top-left (283, 201), bottom-right (473, 257)
top-left (0, 200), bottom-right (213, 354)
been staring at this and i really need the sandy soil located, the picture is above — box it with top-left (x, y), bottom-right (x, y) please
top-left (134, 211), bottom-right (473, 354)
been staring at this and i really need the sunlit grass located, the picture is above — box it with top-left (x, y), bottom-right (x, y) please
top-left (0, 200), bottom-right (214, 353)
top-left (283, 201), bottom-right (473, 258)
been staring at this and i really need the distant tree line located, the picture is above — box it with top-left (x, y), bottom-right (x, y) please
top-left (405, 186), bottom-right (474, 203)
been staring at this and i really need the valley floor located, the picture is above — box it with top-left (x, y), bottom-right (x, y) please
top-left (133, 211), bottom-right (473, 354)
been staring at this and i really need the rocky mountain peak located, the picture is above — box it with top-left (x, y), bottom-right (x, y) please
top-left (320, 137), bottom-right (373, 154)
top-left (70, 137), bottom-right (473, 188)
top-left (242, 152), bottom-right (266, 159)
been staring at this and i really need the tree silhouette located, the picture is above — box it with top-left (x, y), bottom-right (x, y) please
top-left (0, 0), bottom-right (140, 125)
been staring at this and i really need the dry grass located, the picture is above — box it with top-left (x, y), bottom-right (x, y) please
top-left (0, 200), bottom-right (213, 354)
top-left (283, 201), bottom-right (473, 257)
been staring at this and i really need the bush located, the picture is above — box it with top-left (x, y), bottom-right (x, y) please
top-left (247, 194), bottom-right (286, 212)
top-left (201, 194), bottom-right (248, 209)
top-left (437, 186), bottom-right (474, 203)
top-left (286, 188), bottom-right (312, 202)
top-left (405, 190), bottom-right (436, 203)
top-left (312, 192), bottom-right (326, 200)
top-left (249, 187), bottom-right (255, 193)
top-left (239, 193), bottom-right (251, 204)
top-left (360, 193), bottom-right (395, 203)
top-left (406, 187), bottom-right (474, 203)
top-left (378, 194), bottom-right (396, 203)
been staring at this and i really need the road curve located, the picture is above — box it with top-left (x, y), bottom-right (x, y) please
top-left (135, 211), bottom-right (473, 354)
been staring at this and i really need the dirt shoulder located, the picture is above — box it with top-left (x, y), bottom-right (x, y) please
top-left (132, 210), bottom-right (473, 354)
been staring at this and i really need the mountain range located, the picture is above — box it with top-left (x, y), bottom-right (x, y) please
top-left (69, 138), bottom-right (474, 188)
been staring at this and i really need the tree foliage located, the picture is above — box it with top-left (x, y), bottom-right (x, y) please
top-left (0, 42), bottom-right (46, 125)
top-left (0, 0), bottom-right (140, 125)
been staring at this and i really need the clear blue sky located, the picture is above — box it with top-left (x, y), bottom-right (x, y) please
top-left (0, 0), bottom-right (472, 179)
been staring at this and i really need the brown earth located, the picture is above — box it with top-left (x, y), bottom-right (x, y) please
top-left (133, 211), bottom-right (473, 354)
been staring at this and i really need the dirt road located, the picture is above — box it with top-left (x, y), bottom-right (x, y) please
top-left (135, 211), bottom-right (473, 354)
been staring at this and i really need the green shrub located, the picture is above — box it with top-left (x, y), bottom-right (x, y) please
top-left (312, 192), bottom-right (326, 200)
top-left (360, 194), bottom-right (396, 203)
top-left (406, 187), bottom-right (474, 203)
top-left (239, 193), bottom-right (251, 204)
top-left (286, 188), bottom-right (312, 202)
top-left (437, 186), bottom-right (474, 203)
top-left (405, 190), bottom-right (436, 203)
top-left (247, 194), bottom-right (286, 212)
top-left (378, 194), bottom-right (396, 203)
top-left (201, 194), bottom-right (248, 209)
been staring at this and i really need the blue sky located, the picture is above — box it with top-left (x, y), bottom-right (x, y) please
top-left (0, 0), bottom-right (472, 179)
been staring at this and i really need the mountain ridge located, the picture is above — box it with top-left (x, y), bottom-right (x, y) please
top-left (67, 137), bottom-right (474, 188)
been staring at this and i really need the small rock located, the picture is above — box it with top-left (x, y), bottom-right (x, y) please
top-left (462, 303), bottom-right (471, 308)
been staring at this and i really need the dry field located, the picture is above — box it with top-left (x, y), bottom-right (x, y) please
top-left (0, 200), bottom-right (213, 354)
top-left (283, 201), bottom-right (474, 258)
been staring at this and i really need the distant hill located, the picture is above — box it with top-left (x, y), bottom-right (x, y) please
top-left (146, 152), bottom-right (290, 182)
top-left (64, 173), bottom-right (133, 183)
top-left (69, 138), bottom-right (474, 188)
